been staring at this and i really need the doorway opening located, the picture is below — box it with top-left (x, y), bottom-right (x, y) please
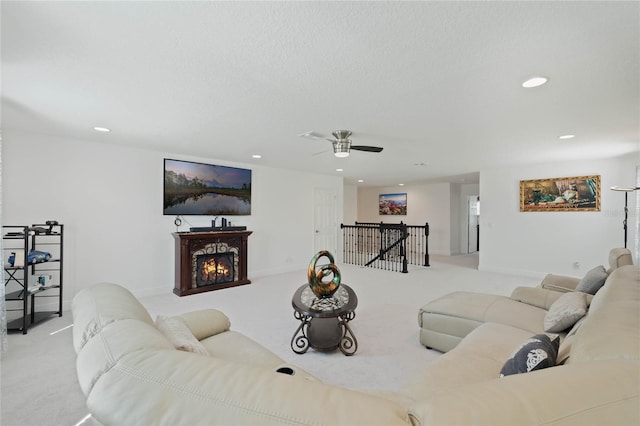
top-left (467, 195), bottom-right (480, 253)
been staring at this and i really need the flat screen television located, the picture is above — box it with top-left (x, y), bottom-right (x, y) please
top-left (163, 158), bottom-right (252, 216)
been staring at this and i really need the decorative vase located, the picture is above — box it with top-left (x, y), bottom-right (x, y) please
top-left (307, 250), bottom-right (341, 298)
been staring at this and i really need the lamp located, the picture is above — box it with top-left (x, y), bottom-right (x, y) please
top-left (610, 186), bottom-right (640, 248)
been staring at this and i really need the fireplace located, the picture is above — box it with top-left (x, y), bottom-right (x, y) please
top-left (195, 252), bottom-right (235, 287)
top-left (173, 231), bottom-right (252, 296)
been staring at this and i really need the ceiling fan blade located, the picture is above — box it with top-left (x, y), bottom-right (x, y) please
top-left (351, 145), bottom-right (384, 153)
top-left (298, 131), bottom-right (330, 140)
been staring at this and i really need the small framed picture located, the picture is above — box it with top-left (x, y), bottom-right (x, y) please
top-left (379, 193), bottom-right (407, 215)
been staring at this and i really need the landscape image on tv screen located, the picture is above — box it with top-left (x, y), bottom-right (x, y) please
top-left (164, 159), bottom-right (252, 216)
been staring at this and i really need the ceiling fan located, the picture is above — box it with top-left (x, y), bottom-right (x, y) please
top-left (298, 130), bottom-right (384, 158)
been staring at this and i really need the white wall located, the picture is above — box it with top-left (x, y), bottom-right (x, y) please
top-left (343, 184), bottom-right (358, 225)
top-left (355, 152), bottom-right (638, 275)
top-left (357, 183), bottom-right (451, 255)
top-left (2, 130), bottom-right (343, 303)
top-left (480, 152), bottom-right (639, 277)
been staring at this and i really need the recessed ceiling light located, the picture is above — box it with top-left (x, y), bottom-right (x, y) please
top-left (336, 168), bottom-right (343, 172)
top-left (252, 154), bottom-right (262, 159)
top-left (93, 127), bottom-right (111, 132)
top-left (522, 76), bottom-right (548, 88)
top-left (398, 183), bottom-right (405, 186)
top-left (559, 134), bottom-right (575, 140)
top-left (358, 179), bottom-right (364, 183)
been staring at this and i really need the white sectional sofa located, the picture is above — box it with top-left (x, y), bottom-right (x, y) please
top-left (407, 264), bottom-right (639, 424)
top-left (418, 247), bottom-right (633, 352)
top-left (72, 262), bottom-right (639, 425)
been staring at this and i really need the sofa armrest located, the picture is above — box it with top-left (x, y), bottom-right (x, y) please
top-left (540, 273), bottom-right (580, 292)
top-left (408, 360), bottom-right (639, 426)
top-left (608, 247), bottom-right (633, 273)
top-left (179, 309), bottom-right (231, 340)
top-left (510, 287), bottom-right (563, 310)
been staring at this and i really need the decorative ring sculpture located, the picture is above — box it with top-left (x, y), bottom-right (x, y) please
top-left (307, 250), bottom-right (341, 298)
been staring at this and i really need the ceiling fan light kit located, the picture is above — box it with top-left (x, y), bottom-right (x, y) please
top-left (334, 148), bottom-right (350, 158)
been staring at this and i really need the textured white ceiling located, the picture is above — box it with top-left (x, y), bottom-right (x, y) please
top-left (2, 1), bottom-right (639, 186)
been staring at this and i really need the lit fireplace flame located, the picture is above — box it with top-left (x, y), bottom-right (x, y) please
top-left (201, 258), bottom-right (231, 282)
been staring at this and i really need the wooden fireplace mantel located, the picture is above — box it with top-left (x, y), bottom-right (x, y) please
top-left (173, 230), bottom-right (252, 296)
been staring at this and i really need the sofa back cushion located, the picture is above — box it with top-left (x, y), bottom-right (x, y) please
top-left (75, 319), bottom-right (174, 397)
top-left (570, 266), bottom-right (640, 363)
top-left (72, 282), bottom-right (155, 353)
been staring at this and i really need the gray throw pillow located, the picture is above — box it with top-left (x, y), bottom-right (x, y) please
top-left (575, 265), bottom-right (608, 294)
top-left (544, 291), bottom-right (588, 332)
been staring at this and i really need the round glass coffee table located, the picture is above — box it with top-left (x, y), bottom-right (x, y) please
top-left (290, 284), bottom-right (358, 356)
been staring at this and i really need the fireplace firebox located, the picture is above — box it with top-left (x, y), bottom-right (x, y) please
top-left (173, 231), bottom-right (252, 296)
top-left (196, 252), bottom-right (235, 287)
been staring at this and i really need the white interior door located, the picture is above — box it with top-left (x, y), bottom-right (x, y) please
top-left (314, 188), bottom-right (338, 254)
top-left (468, 195), bottom-right (479, 253)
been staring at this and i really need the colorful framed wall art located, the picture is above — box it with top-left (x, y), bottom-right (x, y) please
top-left (520, 175), bottom-right (600, 212)
top-left (379, 193), bottom-right (407, 215)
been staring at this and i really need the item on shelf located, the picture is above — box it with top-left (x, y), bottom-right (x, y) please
top-left (37, 275), bottom-right (54, 286)
top-left (28, 284), bottom-right (43, 294)
top-left (28, 226), bottom-right (49, 234)
top-left (27, 250), bottom-right (52, 264)
top-left (8, 251), bottom-right (25, 267)
top-left (307, 250), bottom-right (341, 298)
top-left (46, 220), bottom-right (59, 234)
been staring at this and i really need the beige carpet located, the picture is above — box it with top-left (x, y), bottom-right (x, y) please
top-left (0, 254), bottom-right (539, 426)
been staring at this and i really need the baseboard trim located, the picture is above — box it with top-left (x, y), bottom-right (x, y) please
top-left (478, 264), bottom-right (547, 279)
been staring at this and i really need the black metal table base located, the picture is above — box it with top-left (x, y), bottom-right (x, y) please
top-left (291, 311), bottom-right (358, 356)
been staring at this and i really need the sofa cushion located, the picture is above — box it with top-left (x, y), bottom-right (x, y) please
top-left (539, 273), bottom-right (581, 293)
top-left (201, 330), bottom-right (286, 368)
top-left (405, 323), bottom-right (536, 400)
top-left (499, 334), bottom-right (560, 377)
top-left (571, 266), bottom-right (640, 363)
top-left (557, 316), bottom-right (587, 365)
top-left (156, 315), bottom-right (209, 356)
top-left (418, 292), bottom-right (548, 352)
top-left (72, 282), bottom-right (155, 353)
top-left (179, 309), bottom-right (231, 340)
top-left (86, 349), bottom-right (410, 426)
top-left (544, 291), bottom-right (588, 332)
top-left (510, 286), bottom-right (564, 310)
top-left (575, 265), bottom-right (608, 294)
top-left (408, 360), bottom-right (640, 426)
top-left (75, 319), bottom-right (174, 396)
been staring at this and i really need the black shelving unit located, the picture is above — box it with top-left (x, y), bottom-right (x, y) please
top-left (3, 223), bottom-right (64, 334)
